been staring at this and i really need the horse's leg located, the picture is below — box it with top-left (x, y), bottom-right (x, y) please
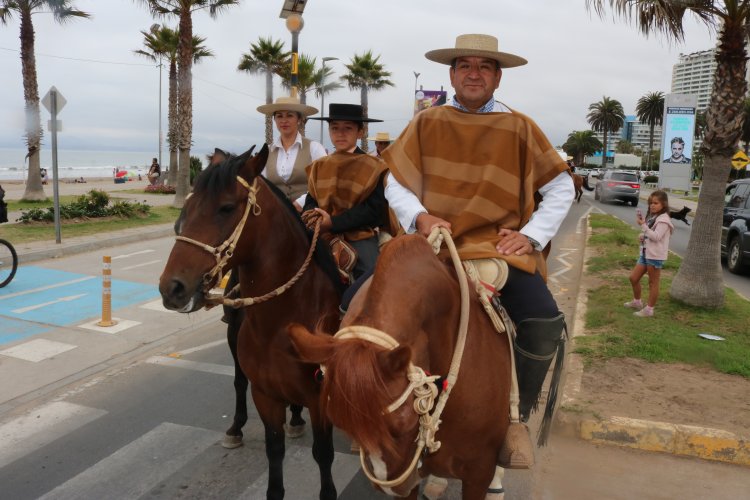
top-left (308, 405), bottom-right (336, 500)
top-left (485, 467), bottom-right (505, 500)
top-left (222, 304), bottom-right (248, 449)
top-left (460, 460), bottom-right (497, 500)
top-left (253, 389), bottom-right (287, 500)
top-left (284, 404), bottom-right (306, 438)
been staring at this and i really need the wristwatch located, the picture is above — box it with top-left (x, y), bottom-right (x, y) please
top-left (525, 235), bottom-right (542, 251)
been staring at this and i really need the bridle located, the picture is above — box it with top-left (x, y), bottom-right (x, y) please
top-left (327, 228), bottom-right (471, 489)
top-left (175, 176), bottom-right (321, 307)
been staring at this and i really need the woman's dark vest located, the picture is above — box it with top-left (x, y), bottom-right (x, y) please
top-left (264, 138), bottom-right (312, 201)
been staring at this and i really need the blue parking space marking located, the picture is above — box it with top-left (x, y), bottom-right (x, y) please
top-left (0, 266), bottom-right (160, 345)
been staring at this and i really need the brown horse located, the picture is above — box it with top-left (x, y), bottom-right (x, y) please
top-left (289, 234), bottom-right (511, 499)
top-left (159, 145), bottom-right (344, 500)
top-left (571, 172), bottom-right (593, 203)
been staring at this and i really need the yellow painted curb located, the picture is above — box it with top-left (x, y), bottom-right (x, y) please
top-left (577, 416), bottom-right (750, 467)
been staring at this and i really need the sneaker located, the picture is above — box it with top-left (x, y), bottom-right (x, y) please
top-left (624, 299), bottom-right (643, 309)
top-left (634, 306), bottom-right (654, 317)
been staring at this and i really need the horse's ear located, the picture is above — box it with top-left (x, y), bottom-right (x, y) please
top-left (209, 148), bottom-right (228, 166)
top-left (240, 143), bottom-right (269, 179)
top-left (287, 323), bottom-right (336, 364)
top-left (380, 345), bottom-right (412, 374)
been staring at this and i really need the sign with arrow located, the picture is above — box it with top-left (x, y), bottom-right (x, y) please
top-left (731, 150), bottom-right (749, 170)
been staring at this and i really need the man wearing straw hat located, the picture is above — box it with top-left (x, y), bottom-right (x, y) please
top-left (257, 96), bottom-right (326, 211)
top-left (383, 34), bottom-right (574, 469)
top-left (367, 131), bottom-right (394, 158)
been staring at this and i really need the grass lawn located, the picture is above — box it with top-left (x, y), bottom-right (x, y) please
top-left (576, 214), bottom-right (750, 379)
top-left (0, 206), bottom-right (181, 244)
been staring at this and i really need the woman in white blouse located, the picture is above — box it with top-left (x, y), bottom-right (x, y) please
top-left (257, 96), bottom-right (327, 211)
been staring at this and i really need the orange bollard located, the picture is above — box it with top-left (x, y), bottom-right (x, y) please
top-left (96, 255), bottom-right (117, 327)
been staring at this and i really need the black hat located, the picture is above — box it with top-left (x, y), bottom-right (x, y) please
top-left (308, 103), bottom-right (382, 123)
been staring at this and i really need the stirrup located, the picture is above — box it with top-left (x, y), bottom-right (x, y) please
top-left (497, 422), bottom-right (534, 469)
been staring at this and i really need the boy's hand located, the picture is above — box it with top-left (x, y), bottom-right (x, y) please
top-left (313, 208), bottom-right (333, 233)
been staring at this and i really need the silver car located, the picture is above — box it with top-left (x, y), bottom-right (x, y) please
top-left (594, 170), bottom-right (641, 206)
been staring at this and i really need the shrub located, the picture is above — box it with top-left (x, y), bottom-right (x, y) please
top-left (643, 175), bottom-right (658, 184)
top-left (18, 189), bottom-right (151, 223)
top-left (145, 184), bottom-right (176, 194)
top-left (190, 156), bottom-right (203, 186)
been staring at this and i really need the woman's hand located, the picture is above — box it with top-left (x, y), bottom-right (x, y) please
top-left (313, 208), bottom-right (333, 233)
top-left (496, 228), bottom-right (533, 256)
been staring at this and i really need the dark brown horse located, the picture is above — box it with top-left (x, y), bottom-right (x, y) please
top-left (571, 172), bottom-right (594, 203)
top-left (289, 234), bottom-right (512, 499)
top-left (159, 145), bottom-right (343, 500)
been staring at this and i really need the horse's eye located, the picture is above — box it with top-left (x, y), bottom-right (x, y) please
top-left (219, 204), bottom-right (236, 214)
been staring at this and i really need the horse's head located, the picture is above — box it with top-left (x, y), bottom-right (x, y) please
top-left (159, 144), bottom-right (268, 312)
top-left (287, 324), bottom-right (424, 495)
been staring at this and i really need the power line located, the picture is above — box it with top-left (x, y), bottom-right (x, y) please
top-left (0, 46), bottom-right (153, 67)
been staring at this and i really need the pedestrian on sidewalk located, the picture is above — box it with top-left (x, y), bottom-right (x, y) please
top-left (625, 190), bottom-right (674, 317)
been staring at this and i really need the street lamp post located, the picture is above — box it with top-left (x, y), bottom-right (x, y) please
top-left (150, 23), bottom-right (163, 167)
top-left (285, 13), bottom-right (304, 98)
top-left (413, 71), bottom-right (420, 114)
top-left (320, 56), bottom-right (338, 144)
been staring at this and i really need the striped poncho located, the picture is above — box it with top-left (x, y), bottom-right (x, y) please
top-left (383, 105), bottom-right (567, 275)
top-left (306, 152), bottom-right (387, 242)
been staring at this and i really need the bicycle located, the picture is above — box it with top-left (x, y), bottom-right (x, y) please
top-left (0, 238), bottom-right (17, 288)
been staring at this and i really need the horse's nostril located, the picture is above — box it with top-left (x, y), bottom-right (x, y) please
top-left (169, 278), bottom-right (186, 299)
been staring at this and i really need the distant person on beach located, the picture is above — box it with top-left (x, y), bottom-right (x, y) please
top-left (147, 158), bottom-right (161, 185)
top-left (41, 168), bottom-right (48, 185)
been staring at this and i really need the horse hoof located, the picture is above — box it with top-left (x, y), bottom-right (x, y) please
top-left (422, 475), bottom-right (448, 500)
top-left (222, 434), bottom-right (243, 449)
top-left (284, 423), bottom-right (305, 438)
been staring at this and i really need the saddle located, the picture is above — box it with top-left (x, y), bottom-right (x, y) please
top-left (301, 209), bottom-right (357, 283)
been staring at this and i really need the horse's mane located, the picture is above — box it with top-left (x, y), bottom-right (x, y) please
top-left (191, 150), bottom-right (344, 296)
top-left (321, 339), bottom-right (401, 456)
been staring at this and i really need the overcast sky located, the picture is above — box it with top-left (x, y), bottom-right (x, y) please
top-left (0, 0), bottom-right (717, 158)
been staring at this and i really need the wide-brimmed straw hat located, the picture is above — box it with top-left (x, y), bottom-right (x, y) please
top-left (425, 34), bottom-right (527, 68)
top-left (367, 132), bottom-right (394, 142)
top-left (257, 96), bottom-right (318, 117)
top-left (308, 103), bottom-right (382, 123)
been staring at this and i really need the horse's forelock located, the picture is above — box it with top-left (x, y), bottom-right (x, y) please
top-left (322, 340), bottom-right (400, 456)
top-left (192, 154), bottom-right (243, 196)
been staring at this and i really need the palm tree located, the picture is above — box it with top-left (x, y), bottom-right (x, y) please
top-left (562, 130), bottom-right (603, 166)
top-left (635, 91), bottom-right (665, 174)
top-left (138, 0), bottom-right (239, 208)
top-left (587, 96), bottom-right (625, 168)
top-left (134, 26), bottom-right (213, 187)
top-left (587, 1), bottom-right (750, 308)
top-left (741, 98), bottom-right (750, 155)
top-left (238, 37), bottom-right (289, 145)
top-left (280, 54), bottom-right (343, 135)
top-left (341, 51), bottom-right (394, 152)
top-left (0, 1), bottom-right (89, 201)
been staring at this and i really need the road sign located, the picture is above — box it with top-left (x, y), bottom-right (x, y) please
top-left (41, 86), bottom-right (67, 114)
top-left (732, 150), bottom-right (749, 170)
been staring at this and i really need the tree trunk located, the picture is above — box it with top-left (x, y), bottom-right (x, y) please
top-left (600, 129), bottom-right (608, 168)
top-left (360, 86), bottom-right (369, 153)
top-left (646, 125), bottom-right (655, 174)
top-left (173, 10), bottom-right (194, 208)
top-left (19, 8), bottom-right (46, 201)
top-left (167, 60), bottom-right (178, 187)
top-left (670, 27), bottom-right (748, 307)
top-left (265, 69), bottom-right (273, 146)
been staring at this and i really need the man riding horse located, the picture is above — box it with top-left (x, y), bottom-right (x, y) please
top-left (383, 33), bottom-right (574, 468)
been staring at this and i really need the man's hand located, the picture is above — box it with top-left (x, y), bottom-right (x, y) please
top-left (496, 228), bottom-right (533, 256)
top-left (313, 208), bottom-right (333, 233)
top-left (415, 213), bottom-right (452, 237)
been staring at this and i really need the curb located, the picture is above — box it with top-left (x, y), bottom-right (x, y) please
top-left (555, 212), bottom-right (750, 468)
top-left (13, 224), bottom-right (175, 264)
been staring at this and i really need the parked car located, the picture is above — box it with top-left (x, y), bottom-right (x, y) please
top-left (594, 169), bottom-right (641, 206)
top-left (721, 179), bottom-right (750, 274)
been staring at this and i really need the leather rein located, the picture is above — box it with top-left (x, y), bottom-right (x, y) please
top-left (175, 176), bottom-right (321, 308)
top-left (327, 228), bottom-right (471, 489)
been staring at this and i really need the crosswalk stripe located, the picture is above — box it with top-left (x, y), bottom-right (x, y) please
top-left (0, 401), bottom-right (107, 469)
top-left (146, 355), bottom-right (234, 377)
top-left (238, 444), bottom-right (361, 499)
top-left (38, 422), bottom-right (221, 500)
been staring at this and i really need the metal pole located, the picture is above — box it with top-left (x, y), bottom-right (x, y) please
top-left (158, 56), bottom-right (163, 166)
top-left (320, 59), bottom-right (327, 144)
top-left (291, 32), bottom-right (299, 98)
top-left (50, 90), bottom-right (61, 244)
top-left (413, 71), bottom-right (420, 115)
